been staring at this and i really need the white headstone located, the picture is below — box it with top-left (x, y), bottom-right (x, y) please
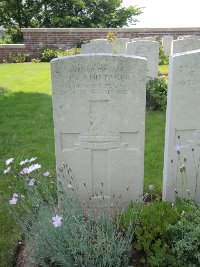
top-left (81, 43), bottom-right (113, 54)
top-left (178, 35), bottom-right (199, 40)
top-left (127, 40), bottom-right (159, 79)
top-left (132, 37), bottom-right (157, 42)
top-left (90, 39), bottom-right (109, 44)
top-left (172, 39), bottom-right (200, 54)
top-left (113, 38), bottom-right (130, 54)
top-left (163, 50), bottom-right (200, 201)
top-left (162, 35), bottom-right (173, 56)
top-left (51, 54), bottom-right (147, 204)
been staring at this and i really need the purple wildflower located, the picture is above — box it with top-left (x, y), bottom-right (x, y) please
top-left (28, 178), bottom-right (35, 186)
top-left (9, 197), bottom-right (17, 205)
top-left (43, 171), bottom-right (50, 177)
top-left (20, 167), bottom-right (29, 175)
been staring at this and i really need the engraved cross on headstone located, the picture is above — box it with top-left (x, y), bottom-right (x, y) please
top-left (61, 99), bottom-right (138, 196)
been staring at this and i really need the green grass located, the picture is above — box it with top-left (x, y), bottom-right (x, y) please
top-left (0, 62), bottom-right (166, 266)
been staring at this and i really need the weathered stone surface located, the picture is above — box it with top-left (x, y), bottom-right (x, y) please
top-left (162, 35), bottom-right (173, 55)
top-left (112, 38), bottom-right (130, 54)
top-left (127, 40), bottom-right (159, 79)
top-left (90, 39), bottom-right (109, 44)
top-left (172, 38), bottom-right (200, 54)
top-left (51, 54), bottom-right (147, 204)
top-left (81, 43), bottom-right (113, 54)
top-left (163, 50), bottom-right (200, 201)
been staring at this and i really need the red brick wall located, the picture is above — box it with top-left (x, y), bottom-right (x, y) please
top-left (1, 27), bottom-right (200, 63)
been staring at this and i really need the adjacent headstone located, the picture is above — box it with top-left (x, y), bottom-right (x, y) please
top-left (81, 43), bottom-right (113, 54)
top-left (127, 40), bottom-right (159, 79)
top-left (90, 39), bottom-right (109, 44)
top-left (162, 35), bottom-right (173, 56)
top-left (163, 50), bottom-right (200, 201)
top-left (178, 35), bottom-right (199, 40)
top-left (132, 37), bottom-right (157, 42)
top-left (172, 39), bottom-right (200, 54)
top-left (143, 36), bottom-right (157, 41)
top-left (113, 38), bottom-right (130, 54)
top-left (51, 54), bottom-right (147, 204)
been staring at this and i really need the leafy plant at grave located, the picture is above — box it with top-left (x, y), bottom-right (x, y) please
top-left (3, 158), bottom-right (137, 267)
top-left (168, 203), bottom-right (200, 267)
top-left (159, 45), bottom-right (169, 65)
top-left (146, 77), bottom-right (168, 111)
top-left (121, 200), bottom-right (195, 267)
top-left (12, 53), bottom-right (30, 63)
top-left (31, 58), bottom-right (41, 63)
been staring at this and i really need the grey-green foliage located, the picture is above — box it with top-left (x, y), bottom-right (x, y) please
top-left (9, 164), bottom-right (134, 267)
top-left (168, 205), bottom-right (200, 267)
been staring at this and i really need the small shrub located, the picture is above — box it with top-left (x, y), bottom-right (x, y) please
top-left (168, 204), bottom-right (200, 266)
top-left (146, 77), bottom-right (168, 111)
top-left (159, 45), bottom-right (169, 65)
top-left (12, 53), bottom-right (30, 63)
top-left (122, 201), bottom-right (194, 267)
top-left (38, 45), bottom-right (59, 62)
top-left (31, 58), bottom-right (41, 63)
top-left (38, 46), bottom-right (81, 62)
top-left (57, 47), bottom-right (81, 57)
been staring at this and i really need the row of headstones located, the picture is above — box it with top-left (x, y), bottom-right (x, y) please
top-left (81, 37), bottom-right (159, 80)
top-left (162, 35), bottom-right (200, 55)
top-left (51, 48), bottom-right (200, 205)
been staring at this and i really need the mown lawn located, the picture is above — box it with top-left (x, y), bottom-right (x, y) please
top-left (0, 62), bottom-right (166, 266)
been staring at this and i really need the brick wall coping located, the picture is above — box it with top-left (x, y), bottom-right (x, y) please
top-left (21, 27), bottom-right (200, 33)
top-left (0, 44), bottom-right (26, 48)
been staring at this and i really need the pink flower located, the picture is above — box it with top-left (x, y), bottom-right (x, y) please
top-left (3, 166), bottom-right (11, 174)
top-left (9, 193), bottom-right (19, 204)
top-left (28, 178), bottom-right (35, 186)
top-left (20, 164), bottom-right (41, 175)
top-left (9, 197), bottom-right (17, 205)
top-left (52, 215), bottom-right (62, 228)
top-left (20, 167), bottom-right (29, 175)
top-left (20, 159), bottom-right (29, 165)
top-left (29, 157), bottom-right (37, 163)
top-left (43, 171), bottom-right (50, 177)
top-left (6, 158), bottom-right (14, 165)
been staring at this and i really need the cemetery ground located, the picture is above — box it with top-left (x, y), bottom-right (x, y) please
top-left (0, 62), bottom-right (196, 267)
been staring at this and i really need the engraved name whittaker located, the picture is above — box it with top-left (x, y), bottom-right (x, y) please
top-left (54, 72), bottom-right (136, 96)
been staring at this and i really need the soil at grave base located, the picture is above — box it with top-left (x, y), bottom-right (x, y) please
top-left (14, 242), bottom-right (37, 267)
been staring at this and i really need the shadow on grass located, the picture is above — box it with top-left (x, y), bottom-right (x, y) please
top-left (0, 88), bottom-right (56, 267)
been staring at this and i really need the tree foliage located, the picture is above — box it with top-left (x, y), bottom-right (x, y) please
top-left (0, 0), bottom-right (141, 42)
